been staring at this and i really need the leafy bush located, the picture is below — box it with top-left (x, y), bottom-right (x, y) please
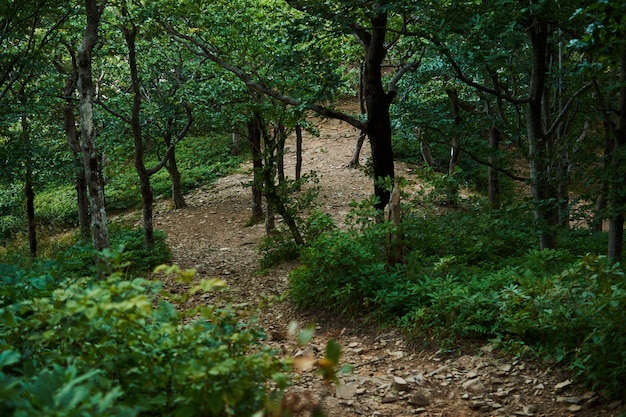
top-left (0, 261), bottom-right (290, 416)
top-left (289, 193), bottom-right (626, 399)
top-left (498, 255), bottom-right (626, 399)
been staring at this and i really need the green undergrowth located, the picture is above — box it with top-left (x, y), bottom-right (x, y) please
top-left (288, 196), bottom-right (626, 400)
top-left (1, 134), bottom-right (242, 243)
top-left (0, 250), bottom-right (290, 416)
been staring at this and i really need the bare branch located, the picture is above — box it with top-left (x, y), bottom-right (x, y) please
top-left (545, 82), bottom-right (593, 137)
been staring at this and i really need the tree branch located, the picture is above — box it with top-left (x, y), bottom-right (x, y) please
top-left (545, 81), bottom-right (593, 137)
top-left (160, 21), bottom-right (366, 131)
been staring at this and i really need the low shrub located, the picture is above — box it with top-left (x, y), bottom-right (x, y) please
top-left (0, 261), bottom-right (290, 416)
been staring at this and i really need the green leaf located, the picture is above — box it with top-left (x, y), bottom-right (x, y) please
top-left (0, 350), bottom-right (20, 368)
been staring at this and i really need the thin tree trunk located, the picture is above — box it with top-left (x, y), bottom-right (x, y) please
top-left (348, 131), bottom-right (367, 168)
top-left (607, 47), bottom-right (626, 261)
top-left (488, 126), bottom-right (501, 209)
top-left (61, 51), bottom-right (91, 240)
top-left (275, 122), bottom-right (286, 184)
top-left (164, 132), bottom-right (186, 209)
top-left (295, 124), bottom-right (303, 181)
top-left (446, 89), bottom-right (462, 175)
top-left (349, 62), bottom-right (367, 168)
top-left (527, 18), bottom-right (558, 250)
top-left (78, 0), bottom-right (109, 251)
top-left (592, 125), bottom-right (612, 233)
top-left (231, 131), bottom-right (239, 156)
top-left (248, 117), bottom-right (264, 224)
top-left (25, 165), bottom-right (36, 257)
top-left (420, 139), bottom-right (438, 169)
top-left (22, 111), bottom-right (36, 257)
top-left (123, 8), bottom-right (154, 250)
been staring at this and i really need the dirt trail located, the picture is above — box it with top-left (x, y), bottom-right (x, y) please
top-left (152, 110), bottom-right (624, 417)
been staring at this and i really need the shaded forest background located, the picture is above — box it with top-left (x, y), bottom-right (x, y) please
top-left (1, 0), bottom-right (626, 416)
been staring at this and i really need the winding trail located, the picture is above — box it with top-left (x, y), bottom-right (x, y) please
top-left (151, 109), bottom-right (624, 417)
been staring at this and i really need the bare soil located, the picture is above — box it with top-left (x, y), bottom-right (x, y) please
top-left (150, 107), bottom-right (625, 417)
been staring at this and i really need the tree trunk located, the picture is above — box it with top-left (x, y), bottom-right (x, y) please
top-left (363, 12), bottom-right (395, 212)
top-left (163, 131), bottom-right (187, 209)
top-left (61, 52), bottom-right (91, 241)
top-left (348, 131), bottom-right (367, 168)
top-left (78, 0), bottom-right (109, 251)
top-left (231, 131), bottom-right (239, 156)
top-left (295, 124), bottom-right (303, 181)
top-left (488, 126), bottom-right (501, 209)
top-left (446, 89), bottom-right (462, 175)
top-left (607, 47), bottom-right (626, 261)
top-left (275, 122), bottom-right (286, 184)
top-left (248, 117), bottom-right (264, 224)
top-left (527, 18), bottom-right (558, 250)
top-left (123, 9), bottom-right (154, 250)
top-left (21, 111), bottom-right (36, 257)
top-left (348, 61), bottom-right (367, 168)
top-left (25, 165), bottom-right (36, 257)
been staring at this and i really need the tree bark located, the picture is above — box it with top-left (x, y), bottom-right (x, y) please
top-left (61, 50), bottom-right (91, 241)
top-left (78, 0), bottom-right (109, 251)
top-left (362, 12), bottom-right (395, 211)
top-left (348, 61), bottom-right (367, 168)
top-left (248, 117), bottom-right (264, 224)
top-left (295, 124), bottom-right (303, 181)
top-left (163, 131), bottom-right (187, 209)
top-left (527, 18), bottom-right (559, 250)
top-left (123, 8), bottom-right (154, 250)
top-left (607, 47), bottom-right (626, 261)
top-left (21, 111), bottom-right (36, 257)
top-left (488, 126), bottom-right (501, 209)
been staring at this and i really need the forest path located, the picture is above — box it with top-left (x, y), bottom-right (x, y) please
top-left (151, 104), bottom-right (622, 417)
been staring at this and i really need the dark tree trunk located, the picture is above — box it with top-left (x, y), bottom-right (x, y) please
top-left (527, 18), bottom-right (559, 250)
top-left (592, 124), bottom-right (612, 233)
top-left (78, 0), bottom-right (109, 251)
top-left (488, 126), bottom-right (501, 209)
top-left (22, 112), bottom-right (36, 257)
top-left (348, 131), bottom-right (367, 168)
top-left (163, 132), bottom-right (187, 209)
top-left (25, 165), bottom-right (36, 257)
top-left (275, 122), bottom-right (286, 184)
top-left (446, 89), bottom-right (462, 175)
top-left (295, 124), bottom-right (303, 181)
top-left (248, 117), bottom-right (264, 224)
top-left (607, 48), bottom-right (626, 261)
top-left (123, 10), bottom-right (154, 250)
top-left (349, 61), bottom-right (367, 168)
top-left (362, 12), bottom-right (395, 211)
top-left (61, 51), bottom-right (91, 240)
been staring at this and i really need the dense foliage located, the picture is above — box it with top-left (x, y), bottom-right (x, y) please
top-left (1, 0), bottom-right (626, 410)
top-left (290, 188), bottom-right (626, 399)
top-left (0, 252), bottom-right (290, 416)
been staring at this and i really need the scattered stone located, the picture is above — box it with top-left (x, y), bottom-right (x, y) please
top-left (381, 392), bottom-right (399, 403)
top-left (393, 376), bottom-right (410, 391)
top-left (557, 396), bottom-right (582, 404)
top-left (554, 379), bottom-right (573, 393)
top-left (461, 393), bottom-right (469, 400)
top-left (466, 369), bottom-right (479, 379)
top-left (567, 404), bottom-right (583, 412)
top-left (522, 404), bottom-right (538, 415)
top-left (336, 382), bottom-right (359, 400)
top-left (348, 342), bottom-right (359, 348)
top-left (408, 390), bottom-right (430, 406)
top-left (462, 377), bottom-right (485, 392)
top-left (607, 400), bottom-right (623, 410)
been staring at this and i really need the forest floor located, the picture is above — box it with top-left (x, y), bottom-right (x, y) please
top-left (147, 102), bottom-right (625, 417)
